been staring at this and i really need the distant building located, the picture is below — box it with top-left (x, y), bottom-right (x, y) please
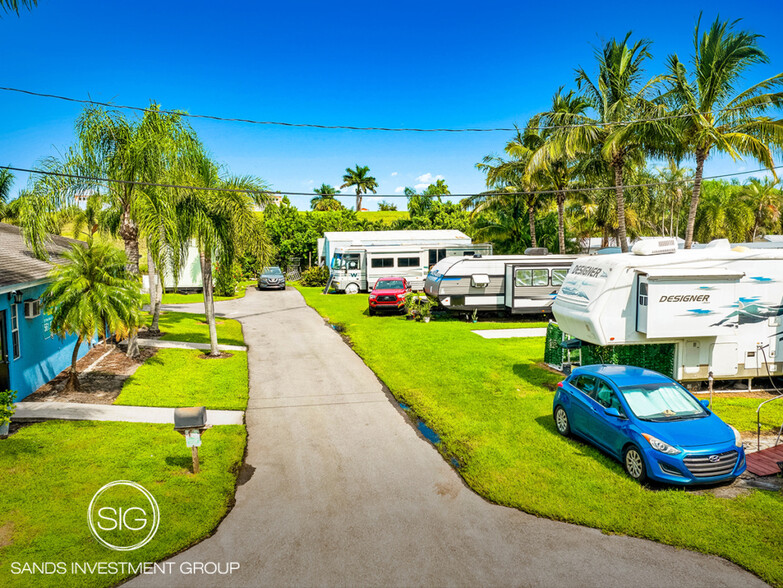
top-left (255, 194), bottom-right (283, 212)
top-left (0, 223), bottom-right (91, 400)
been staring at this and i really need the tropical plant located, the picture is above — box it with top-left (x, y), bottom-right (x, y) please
top-left (0, 0), bottom-right (37, 15)
top-left (651, 160), bottom-right (691, 237)
top-left (42, 243), bottom-right (142, 391)
top-left (741, 177), bottom-right (781, 241)
top-left (0, 169), bottom-right (13, 221)
top-left (0, 389), bottom-right (15, 428)
top-left (310, 184), bottom-right (344, 211)
top-left (692, 180), bottom-right (754, 243)
top-left (299, 265), bottom-right (330, 287)
top-left (176, 149), bottom-right (270, 356)
top-left (341, 165), bottom-right (378, 211)
top-left (666, 15), bottom-right (783, 248)
top-left (377, 201), bottom-right (397, 211)
top-left (533, 36), bottom-right (673, 252)
top-left (404, 292), bottom-right (434, 321)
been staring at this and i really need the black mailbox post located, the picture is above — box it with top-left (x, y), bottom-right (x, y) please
top-left (174, 407), bottom-right (209, 473)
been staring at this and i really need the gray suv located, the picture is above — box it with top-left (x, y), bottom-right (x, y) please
top-left (258, 266), bottom-right (286, 290)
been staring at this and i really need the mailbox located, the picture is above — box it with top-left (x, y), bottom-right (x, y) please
top-left (174, 406), bottom-right (207, 430)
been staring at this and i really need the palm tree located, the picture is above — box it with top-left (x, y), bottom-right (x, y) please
top-left (0, 168), bottom-right (13, 221)
top-left (0, 0), bottom-right (37, 14)
top-left (741, 177), bottom-right (781, 241)
top-left (340, 165), bottom-right (378, 211)
top-left (693, 180), bottom-right (754, 243)
top-left (653, 160), bottom-right (691, 237)
top-left (42, 242), bottom-right (141, 392)
top-left (666, 15), bottom-right (783, 248)
top-left (534, 36), bottom-right (673, 252)
top-left (177, 150), bottom-right (270, 356)
top-left (310, 184), bottom-right (343, 211)
top-left (467, 191), bottom-right (533, 254)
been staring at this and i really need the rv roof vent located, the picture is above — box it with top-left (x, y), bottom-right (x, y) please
top-left (524, 247), bottom-right (549, 256)
top-left (632, 238), bottom-right (677, 256)
top-left (705, 238), bottom-right (731, 249)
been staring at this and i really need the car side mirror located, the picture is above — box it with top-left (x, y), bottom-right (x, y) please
top-left (700, 399), bottom-right (710, 408)
top-left (604, 407), bottom-right (621, 418)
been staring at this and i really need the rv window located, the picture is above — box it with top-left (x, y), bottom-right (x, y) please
top-left (371, 258), bottom-right (394, 269)
top-left (462, 251), bottom-right (474, 256)
top-left (397, 257), bottom-right (420, 267)
top-left (428, 249), bottom-right (447, 266)
top-left (515, 269), bottom-right (549, 287)
top-left (638, 281), bottom-right (648, 306)
top-left (551, 269), bottom-right (568, 286)
top-left (532, 269), bottom-right (549, 287)
top-left (331, 254), bottom-right (343, 270)
top-left (345, 254), bottom-right (361, 270)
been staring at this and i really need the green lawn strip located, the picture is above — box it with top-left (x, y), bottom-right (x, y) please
top-left (294, 285), bottom-right (783, 587)
top-left (141, 280), bottom-right (255, 306)
top-left (0, 421), bottom-right (245, 588)
top-left (142, 311), bottom-right (245, 347)
top-left (710, 396), bottom-right (783, 434)
top-left (115, 349), bottom-right (248, 410)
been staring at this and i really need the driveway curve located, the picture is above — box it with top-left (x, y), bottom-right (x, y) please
top-left (133, 287), bottom-right (766, 587)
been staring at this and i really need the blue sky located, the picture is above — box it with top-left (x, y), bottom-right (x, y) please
top-left (1, 0), bottom-right (782, 210)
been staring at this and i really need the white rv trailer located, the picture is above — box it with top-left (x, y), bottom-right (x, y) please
top-left (552, 238), bottom-right (783, 381)
top-left (323, 230), bottom-right (492, 293)
top-left (424, 253), bottom-right (580, 314)
top-left (142, 243), bottom-right (203, 293)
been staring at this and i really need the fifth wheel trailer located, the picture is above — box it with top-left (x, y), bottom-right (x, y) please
top-left (552, 238), bottom-right (783, 382)
top-left (424, 253), bottom-right (580, 314)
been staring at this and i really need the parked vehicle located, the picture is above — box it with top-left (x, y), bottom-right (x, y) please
top-left (258, 266), bottom-right (286, 290)
top-left (424, 250), bottom-right (580, 315)
top-left (553, 364), bottom-right (746, 485)
top-left (369, 277), bottom-right (410, 315)
top-left (552, 237), bottom-right (783, 382)
top-left (319, 230), bottom-right (492, 294)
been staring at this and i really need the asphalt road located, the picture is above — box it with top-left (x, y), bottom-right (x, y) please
top-left (132, 287), bottom-right (766, 587)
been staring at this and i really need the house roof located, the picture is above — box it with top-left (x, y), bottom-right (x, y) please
top-left (0, 223), bottom-right (83, 289)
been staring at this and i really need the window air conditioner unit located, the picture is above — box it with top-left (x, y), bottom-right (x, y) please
top-left (24, 299), bottom-right (41, 319)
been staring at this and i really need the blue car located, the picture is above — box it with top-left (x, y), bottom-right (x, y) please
top-left (552, 365), bottom-right (746, 485)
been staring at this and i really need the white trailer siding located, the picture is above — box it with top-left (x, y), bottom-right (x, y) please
top-left (552, 245), bottom-right (783, 380)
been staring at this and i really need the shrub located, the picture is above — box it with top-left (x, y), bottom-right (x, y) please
top-left (0, 390), bottom-right (16, 426)
top-left (214, 261), bottom-right (242, 296)
top-left (404, 292), bottom-right (434, 321)
top-left (300, 265), bottom-right (330, 287)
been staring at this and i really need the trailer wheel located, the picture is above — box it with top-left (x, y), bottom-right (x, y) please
top-left (344, 283), bottom-right (359, 295)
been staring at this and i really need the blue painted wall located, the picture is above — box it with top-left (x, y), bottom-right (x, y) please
top-left (1, 282), bottom-right (91, 401)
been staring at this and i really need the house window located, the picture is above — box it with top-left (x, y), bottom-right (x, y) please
top-left (552, 268), bottom-right (569, 286)
top-left (639, 281), bottom-right (648, 306)
top-left (371, 258), bottom-right (394, 268)
top-left (11, 304), bottom-right (20, 360)
top-left (397, 257), bottom-right (420, 267)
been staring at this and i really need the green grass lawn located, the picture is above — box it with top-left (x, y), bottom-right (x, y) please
top-left (143, 311), bottom-right (245, 347)
top-left (356, 210), bottom-right (408, 224)
top-left (115, 349), bottom-right (248, 410)
top-left (0, 421), bottom-right (245, 588)
top-left (141, 280), bottom-right (255, 306)
top-left (295, 285), bottom-right (783, 587)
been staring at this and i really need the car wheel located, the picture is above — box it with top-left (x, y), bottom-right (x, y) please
top-left (554, 406), bottom-right (571, 436)
top-left (623, 445), bottom-right (648, 483)
top-left (344, 283), bottom-right (359, 295)
top-left (368, 307), bottom-right (376, 316)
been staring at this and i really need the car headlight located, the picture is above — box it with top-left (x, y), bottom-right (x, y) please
top-left (369, 295), bottom-right (376, 300)
top-left (641, 433), bottom-right (681, 455)
top-left (729, 425), bottom-right (743, 448)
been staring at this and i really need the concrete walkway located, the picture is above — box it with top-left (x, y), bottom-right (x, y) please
top-left (135, 338), bottom-right (248, 352)
top-left (131, 288), bottom-right (765, 588)
top-left (14, 401), bottom-right (244, 425)
top-left (472, 327), bottom-right (548, 338)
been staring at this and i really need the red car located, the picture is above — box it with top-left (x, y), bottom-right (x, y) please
top-left (368, 277), bottom-right (411, 315)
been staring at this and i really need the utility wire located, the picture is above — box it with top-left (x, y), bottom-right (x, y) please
top-left (2, 164), bottom-right (780, 199)
top-left (0, 86), bottom-right (776, 133)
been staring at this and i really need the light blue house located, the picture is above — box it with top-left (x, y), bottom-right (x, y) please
top-left (0, 223), bottom-right (90, 401)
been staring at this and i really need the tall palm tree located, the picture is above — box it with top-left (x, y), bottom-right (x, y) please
top-left (43, 242), bottom-right (141, 391)
top-left (310, 184), bottom-right (343, 211)
top-left (534, 36), bottom-right (673, 252)
top-left (177, 150), bottom-right (270, 356)
top-left (653, 160), bottom-right (691, 237)
top-left (340, 165), bottom-right (378, 211)
top-left (693, 180), bottom-right (754, 243)
top-left (666, 15), bottom-right (783, 248)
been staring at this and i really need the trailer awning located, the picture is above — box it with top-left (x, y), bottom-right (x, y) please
top-left (638, 268), bottom-right (744, 281)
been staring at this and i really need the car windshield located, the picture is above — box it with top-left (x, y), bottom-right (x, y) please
top-left (262, 267), bottom-right (283, 276)
top-left (619, 382), bottom-right (707, 421)
top-left (376, 280), bottom-right (403, 289)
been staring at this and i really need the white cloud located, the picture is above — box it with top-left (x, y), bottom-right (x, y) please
top-left (415, 173), bottom-right (444, 184)
top-left (390, 171), bottom-right (398, 177)
top-left (414, 183), bottom-right (429, 191)
top-left (394, 186), bottom-right (405, 193)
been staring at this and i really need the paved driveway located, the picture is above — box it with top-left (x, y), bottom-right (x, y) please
top-left (133, 288), bottom-right (765, 587)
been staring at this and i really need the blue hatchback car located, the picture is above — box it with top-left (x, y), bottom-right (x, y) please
top-left (553, 365), bottom-right (746, 485)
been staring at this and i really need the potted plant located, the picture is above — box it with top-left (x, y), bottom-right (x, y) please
top-left (404, 293), bottom-right (434, 322)
top-left (0, 390), bottom-right (16, 437)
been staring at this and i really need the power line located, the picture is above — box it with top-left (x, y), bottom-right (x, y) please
top-left (2, 164), bottom-right (780, 199)
top-left (0, 86), bottom-right (774, 133)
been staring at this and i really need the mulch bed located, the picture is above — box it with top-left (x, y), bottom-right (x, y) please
top-left (198, 352), bottom-right (233, 360)
top-left (24, 344), bottom-right (157, 405)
